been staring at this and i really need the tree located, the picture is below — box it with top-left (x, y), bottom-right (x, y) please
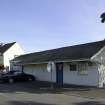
top-left (100, 12), bottom-right (105, 23)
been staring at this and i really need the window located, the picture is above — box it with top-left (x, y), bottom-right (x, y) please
top-left (78, 63), bottom-right (88, 75)
top-left (70, 64), bottom-right (77, 71)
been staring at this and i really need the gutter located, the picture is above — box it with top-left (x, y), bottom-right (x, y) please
top-left (15, 58), bottom-right (90, 65)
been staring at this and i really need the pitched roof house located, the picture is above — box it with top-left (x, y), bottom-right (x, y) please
top-left (0, 42), bottom-right (24, 71)
top-left (11, 40), bottom-right (105, 88)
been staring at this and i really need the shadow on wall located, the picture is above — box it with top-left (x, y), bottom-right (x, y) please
top-left (7, 101), bottom-right (56, 105)
top-left (74, 101), bottom-right (105, 105)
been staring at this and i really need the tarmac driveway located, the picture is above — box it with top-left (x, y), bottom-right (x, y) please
top-left (0, 81), bottom-right (105, 105)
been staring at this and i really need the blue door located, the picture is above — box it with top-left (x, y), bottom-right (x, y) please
top-left (56, 63), bottom-right (63, 86)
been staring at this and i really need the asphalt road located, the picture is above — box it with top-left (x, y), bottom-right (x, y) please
top-left (0, 82), bottom-right (105, 105)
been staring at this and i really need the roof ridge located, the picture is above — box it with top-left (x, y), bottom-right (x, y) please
top-left (4, 42), bottom-right (16, 45)
top-left (12, 39), bottom-right (105, 63)
top-left (0, 42), bottom-right (16, 54)
top-left (20, 40), bottom-right (105, 56)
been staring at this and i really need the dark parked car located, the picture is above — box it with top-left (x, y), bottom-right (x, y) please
top-left (0, 70), bottom-right (36, 83)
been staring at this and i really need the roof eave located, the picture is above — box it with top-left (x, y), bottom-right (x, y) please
top-left (15, 58), bottom-right (91, 65)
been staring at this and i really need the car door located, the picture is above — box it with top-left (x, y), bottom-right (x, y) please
top-left (13, 71), bottom-right (24, 81)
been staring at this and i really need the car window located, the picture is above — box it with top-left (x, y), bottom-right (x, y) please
top-left (13, 71), bottom-right (22, 75)
top-left (7, 71), bottom-right (14, 75)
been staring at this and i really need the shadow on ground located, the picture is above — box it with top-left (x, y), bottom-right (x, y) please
top-left (7, 100), bottom-right (56, 105)
top-left (74, 101), bottom-right (105, 105)
top-left (7, 101), bottom-right (105, 105)
top-left (0, 81), bottom-right (92, 94)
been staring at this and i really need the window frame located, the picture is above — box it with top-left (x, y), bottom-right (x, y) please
top-left (78, 63), bottom-right (88, 75)
top-left (69, 64), bottom-right (77, 71)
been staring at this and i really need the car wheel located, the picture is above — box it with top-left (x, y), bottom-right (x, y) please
top-left (9, 78), bottom-right (14, 83)
top-left (28, 77), bottom-right (32, 81)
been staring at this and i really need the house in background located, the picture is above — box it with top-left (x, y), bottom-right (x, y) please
top-left (11, 40), bottom-right (105, 88)
top-left (0, 42), bottom-right (24, 71)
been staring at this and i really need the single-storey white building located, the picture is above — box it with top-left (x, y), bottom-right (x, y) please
top-left (0, 42), bottom-right (24, 71)
top-left (11, 40), bottom-right (105, 88)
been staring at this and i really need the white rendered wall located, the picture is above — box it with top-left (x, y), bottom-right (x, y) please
top-left (63, 63), bottom-right (99, 86)
top-left (23, 62), bottom-right (99, 87)
top-left (24, 64), bottom-right (56, 82)
top-left (91, 46), bottom-right (105, 87)
top-left (3, 43), bottom-right (24, 70)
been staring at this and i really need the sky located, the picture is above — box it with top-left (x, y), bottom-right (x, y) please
top-left (0, 0), bottom-right (105, 53)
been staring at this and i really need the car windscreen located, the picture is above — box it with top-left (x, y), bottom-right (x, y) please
top-left (13, 71), bottom-right (22, 75)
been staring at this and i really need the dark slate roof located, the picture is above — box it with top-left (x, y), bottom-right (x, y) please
top-left (0, 42), bottom-right (16, 54)
top-left (13, 40), bottom-right (105, 64)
